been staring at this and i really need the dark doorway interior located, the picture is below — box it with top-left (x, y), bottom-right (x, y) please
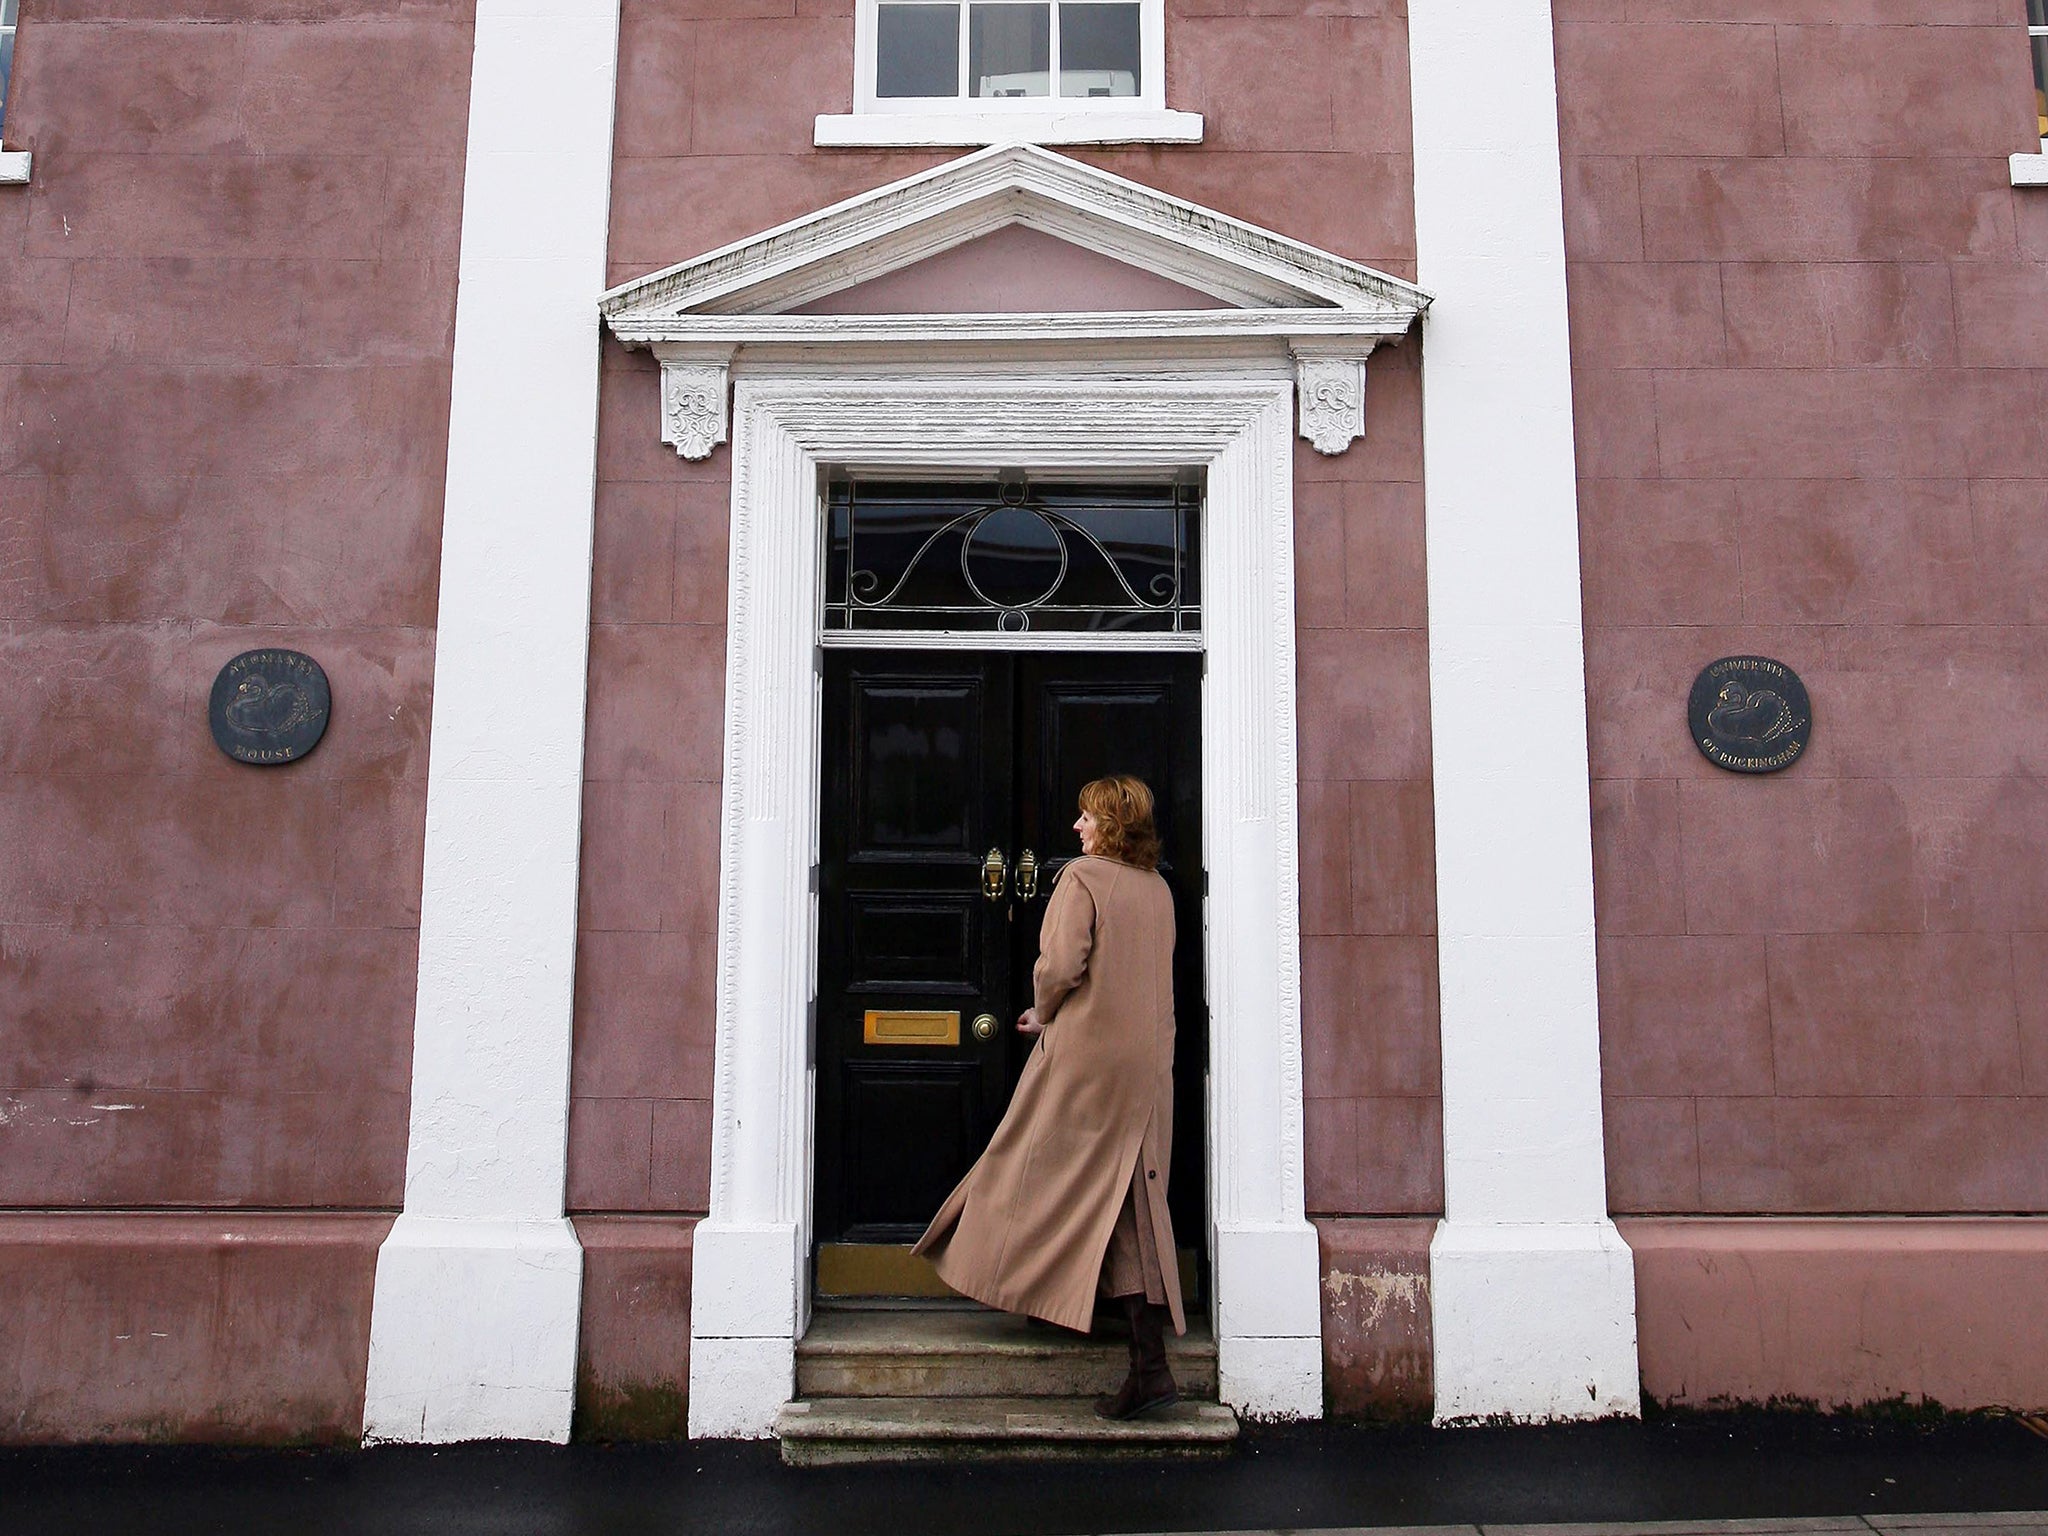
top-left (813, 649), bottom-right (1206, 1286)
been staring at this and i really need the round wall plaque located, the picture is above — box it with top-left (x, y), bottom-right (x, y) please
top-left (1687, 656), bottom-right (1811, 774)
top-left (208, 649), bottom-right (331, 765)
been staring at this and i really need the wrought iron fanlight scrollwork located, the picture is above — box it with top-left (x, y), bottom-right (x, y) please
top-left (824, 478), bottom-right (1201, 636)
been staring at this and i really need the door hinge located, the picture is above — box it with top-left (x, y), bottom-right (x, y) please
top-left (805, 997), bottom-right (818, 1070)
top-left (808, 863), bottom-right (819, 897)
top-left (813, 644), bottom-right (825, 679)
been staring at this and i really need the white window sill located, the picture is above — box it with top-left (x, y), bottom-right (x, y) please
top-left (816, 108), bottom-right (1202, 148)
top-left (2012, 147), bottom-right (2048, 187)
top-left (0, 151), bottom-right (30, 186)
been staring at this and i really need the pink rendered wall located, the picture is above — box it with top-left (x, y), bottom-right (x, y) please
top-left (1558, 5), bottom-right (2048, 1212)
top-left (569, 0), bottom-right (1441, 1221)
top-left (0, 7), bottom-right (472, 1210)
top-left (793, 224), bottom-right (1226, 313)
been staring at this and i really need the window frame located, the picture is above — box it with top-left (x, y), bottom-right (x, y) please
top-left (0, 0), bottom-right (17, 136)
top-left (2032, 9), bottom-right (2048, 149)
top-left (2016, 5), bottom-right (2048, 185)
top-left (853, 0), bottom-right (1167, 119)
top-left (0, 0), bottom-right (27, 184)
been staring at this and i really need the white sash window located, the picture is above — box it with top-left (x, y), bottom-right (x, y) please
top-left (2032, 0), bottom-right (2048, 149)
top-left (817, 0), bottom-right (1200, 146)
top-left (0, 0), bottom-right (26, 184)
top-left (0, 0), bottom-right (17, 137)
top-left (2016, 3), bottom-right (2048, 183)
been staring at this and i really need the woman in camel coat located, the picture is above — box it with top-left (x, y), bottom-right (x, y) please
top-left (914, 774), bottom-right (1184, 1419)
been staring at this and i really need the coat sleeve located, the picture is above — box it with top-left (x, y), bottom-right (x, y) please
top-left (1032, 869), bottom-right (1097, 1023)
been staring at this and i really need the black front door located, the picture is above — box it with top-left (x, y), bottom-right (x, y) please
top-left (815, 650), bottom-right (1205, 1256)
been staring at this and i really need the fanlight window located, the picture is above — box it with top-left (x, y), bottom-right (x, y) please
top-left (867, 0), bottom-right (1148, 107)
top-left (824, 478), bottom-right (1200, 636)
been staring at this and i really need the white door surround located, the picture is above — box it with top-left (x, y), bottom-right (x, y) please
top-left (684, 363), bottom-right (1326, 1436)
top-left (600, 146), bottom-right (1427, 1439)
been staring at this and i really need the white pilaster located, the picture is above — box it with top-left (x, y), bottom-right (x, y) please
top-left (1407, 0), bottom-right (1641, 1421)
top-left (686, 399), bottom-right (819, 1439)
top-left (363, 0), bottom-right (623, 1445)
top-left (1200, 391), bottom-right (1324, 1420)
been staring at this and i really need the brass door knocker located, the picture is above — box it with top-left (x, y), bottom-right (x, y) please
top-left (1014, 847), bottom-right (1039, 901)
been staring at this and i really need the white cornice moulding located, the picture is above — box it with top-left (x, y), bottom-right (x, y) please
top-left (607, 147), bottom-right (1425, 461)
top-left (600, 144), bottom-right (1431, 323)
top-left (622, 309), bottom-right (1418, 348)
top-left (650, 330), bottom-right (1386, 463)
top-left (815, 108), bottom-right (1203, 148)
top-left (0, 151), bottom-right (31, 185)
top-left (2012, 150), bottom-right (2048, 187)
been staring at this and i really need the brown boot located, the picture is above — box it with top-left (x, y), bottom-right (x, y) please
top-left (1094, 1294), bottom-right (1179, 1419)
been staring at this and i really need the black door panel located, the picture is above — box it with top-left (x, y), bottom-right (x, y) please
top-left (816, 650), bottom-right (1204, 1257)
top-left (845, 895), bottom-right (983, 994)
top-left (849, 678), bottom-right (990, 857)
top-left (842, 1060), bottom-right (985, 1237)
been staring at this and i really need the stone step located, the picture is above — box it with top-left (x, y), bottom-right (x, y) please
top-left (776, 1395), bottom-right (1239, 1466)
top-left (796, 1305), bottom-right (1219, 1400)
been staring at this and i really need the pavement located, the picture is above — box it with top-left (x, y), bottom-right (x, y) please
top-left (2, 1412), bottom-right (2047, 1536)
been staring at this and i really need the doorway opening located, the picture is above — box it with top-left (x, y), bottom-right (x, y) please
top-left (810, 478), bottom-right (1208, 1308)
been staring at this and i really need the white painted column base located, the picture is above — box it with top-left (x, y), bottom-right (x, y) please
top-left (685, 1220), bottom-right (803, 1438)
top-left (363, 1215), bottom-right (584, 1444)
top-left (1428, 1218), bottom-right (1639, 1424)
top-left (689, 1337), bottom-right (797, 1440)
top-left (1213, 1221), bottom-right (1324, 1419)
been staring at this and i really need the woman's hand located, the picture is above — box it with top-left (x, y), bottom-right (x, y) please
top-left (1016, 1007), bottom-right (1044, 1036)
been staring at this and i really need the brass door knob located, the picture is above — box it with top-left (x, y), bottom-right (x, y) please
top-left (1015, 847), bottom-right (1038, 900)
top-left (971, 1013), bottom-right (997, 1041)
top-left (981, 846), bottom-right (1007, 901)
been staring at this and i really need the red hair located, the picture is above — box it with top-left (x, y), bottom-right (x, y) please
top-left (1078, 775), bottom-right (1161, 871)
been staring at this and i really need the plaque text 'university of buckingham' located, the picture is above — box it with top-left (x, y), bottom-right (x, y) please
top-left (1687, 655), bottom-right (1812, 774)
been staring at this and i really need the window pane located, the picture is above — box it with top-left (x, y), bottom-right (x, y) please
top-left (2035, 27), bottom-right (2048, 140)
top-left (877, 3), bottom-right (960, 99)
top-left (969, 3), bottom-right (1049, 99)
top-left (1058, 3), bottom-right (1139, 98)
top-left (0, 0), bottom-right (13, 138)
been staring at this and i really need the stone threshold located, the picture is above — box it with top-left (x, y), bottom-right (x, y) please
top-left (777, 1394), bottom-right (1239, 1466)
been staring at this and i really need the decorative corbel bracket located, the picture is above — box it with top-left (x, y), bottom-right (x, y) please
top-left (655, 345), bottom-right (737, 460)
top-left (1291, 343), bottom-right (1377, 456)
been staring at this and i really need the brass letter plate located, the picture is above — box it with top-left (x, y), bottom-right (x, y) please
top-left (863, 1009), bottom-right (961, 1047)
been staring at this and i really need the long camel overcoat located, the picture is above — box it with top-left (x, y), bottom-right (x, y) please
top-left (913, 853), bottom-right (1186, 1335)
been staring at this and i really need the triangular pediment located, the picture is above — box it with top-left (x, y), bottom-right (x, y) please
top-left (601, 144), bottom-right (1428, 348)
